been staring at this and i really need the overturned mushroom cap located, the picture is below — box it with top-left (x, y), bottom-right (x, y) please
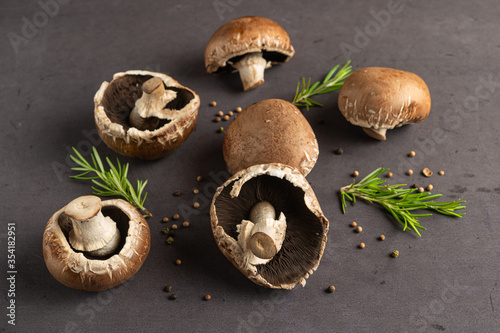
top-left (210, 163), bottom-right (329, 289)
top-left (94, 70), bottom-right (200, 159)
top-left (223, 99), bottom-right (319, 176)
top-left (338, 67), bottom-right (431, 140)
top-left (43, 198), bottom-right (150, 291)
top-left (205, 16), bottom-right (295, 91)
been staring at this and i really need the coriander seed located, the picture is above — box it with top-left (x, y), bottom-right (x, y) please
top-left (214, 116), bottom-right (221, 122)
top-left (409, 151), bottom-right (416, 157)
top-left (359, 242), bottom-right (365, 249)
top-left (223, 115), bottom-right (230, 121)
top-left (175, 259), bottom-right (182, 266)
top-left (228, 111), bottom-right (234, 116)
top-left (193, 189), bottom-right (199, 194)
top-left (356, 226), bottom-right (363, 233)
top-left (422, 168), bottom-right (433, 177)
top-left (438, 170), bottom-right (445, 176)
top-left (197, 176), bottom-right (203, 182)
top-left (174, 190), bottom-right (181, 196)
top-left (204, 294), bottom-right (212, 301)
top-left (418, 187), bottom-right (425, 193)
top-left (210, 101), bottom-right (217, 107)
top-left (351, 221), bottom-right (357, 227)
top-left (379, 235), bottom-right (385, 241)
top-left (162, 217), bottom-right (169, 223)
top-left (236, 106), bottom-right (242, 112)
top-left (182, 221), bottom-right (190, 228)
top-left (171, 224), bottom-right (178, 230)
top-left (166, 237), bottom-right (174, 245)
top-left (426, 184), bottom-right (433, 191)
top-left (391, 250), bottom-right (399, 258)
top-left (169, 293), bottom-right (178, 300)
top-left (217, 111), bottom-right (223, 117)
top-left (173, 214), bottom-right (180, 220)
top-left (165, 285), bottom-right (172, 292)
top-left (352, 170), bottom-right (359, 177)
top-left (407, 169), bottom-right (413, 176)
top-left (193, 202), bottom-right (200, 208)
top-left (387, 172), bottom-right (393, 178)
top-left (327, 285), bottom-right (335, 293)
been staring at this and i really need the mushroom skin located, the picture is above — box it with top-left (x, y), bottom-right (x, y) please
top-left (43, 198), bottom-right (151, 291)
top-left (223, 99), bottom-right (319, 176)
top-left (338, 67), bottom-right (431, 140)
top-left (94, 70), bottom-right (200, 160)
top-left (205, 16), bottom-right (295, 91)
top-left (210, 163), bottom-right (329, 289)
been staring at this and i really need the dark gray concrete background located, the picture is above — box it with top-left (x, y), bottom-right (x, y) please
top-left (1, 0), bottom-right (499, 332)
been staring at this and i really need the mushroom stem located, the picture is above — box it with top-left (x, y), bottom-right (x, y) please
top-left (129, 77), bottom-right (174, 131)
top-left (65, 196), bottom-right (121, 257)
top-left (363, 127), bottom-right (387, 141)
top-left (247, 201), bottom-right (286, 260)
top-left (231, 52), bottom-right (268, 91)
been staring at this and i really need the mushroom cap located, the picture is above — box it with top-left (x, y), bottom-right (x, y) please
top-left (94, 70), bottom-right (200, 160)
top-left (204, 16), bottom-right (295, 74)
top-left (43, 198), bottom-right (151, 291)
top-left (338, 67), bottom-right (431, 139)
top-left (223, 99), bottom-right (319, 176)
top-left (210, 163), bottom-right (329, 289)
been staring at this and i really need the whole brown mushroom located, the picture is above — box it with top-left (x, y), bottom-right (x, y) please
top-left (210, 163), bottom-right (329, 289)
top-left (223, 99), bottom-right (319, 176)
top-left (43, 196), bottom-right (150, 291)
top-left (205, 16), bottom-right (295, 91)
top-left (94, 70), bottom-right (200, 159)
top-left (338, 67), bottom-right (431, 140)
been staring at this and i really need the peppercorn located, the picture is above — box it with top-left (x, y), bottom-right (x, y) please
top-left (161, 227), bottom-right (169, 234)
top-left (162, 217), bottom-right (169, 223)
top-left (182, 221), bottom-right (190, 228)
top-left (407, 169), bottom-right (413, 176)
top-left (173, 190), bottom-right (181, 196)
top-left (171, 224), bottom-right (178, 230)
top-left (166, 237), bottom-right (174, 245)
top-left (217, 111), bottom-right (223, 117)
top-left (236, 107), bottom-right (242, 113)
top-left (193, 202), bottom-right (200, 208)
top-left (426, 184), bottom-right (434, 191)
top-left (327, 285), bottom-right (335, 293)
top-left (418, 187), bottom-right (425, 193)
top-left (379, 235), bottom-right (385, 241)
top-left (164, 285), bottom-right (172, 292)
top-left (391, 250), bottom-right (399, 258)
top-left (413, 184), bottom-right (419, 188)
top-left (351, 221), bottom-right (357, 227)
top-left (173, 214), bottom-right (180, 220)
top-left (409, 151), bottom-right (416, 157)
top-left (223, 115), bottom-right (230, 121)
top-left (359, 242), bottom-right (365, 249)
top-left (193, 189), bottom-right (199, 194)
top-left (228, 111), bottom-right (234, 116)
top-left (175, 259), bottom-right (182, 266)
top-left (438, 170), bottom-right (445, 176)
top-left (356, 226), bottom-right (363, 233)
top-left (210, 101), bottom-right (217, 107)
top-left (204, 294), bottom-right (212, 301)
top-left (334, 148), bottom-right (343, 155)
top-left (218, 127), bottom-right (224, 133)
top-left (214, 116), bottom-right (221, 122)
top-left (353, 170), bottom-right (359, 177)
top-left (197, 176), bottom-right (203, 182)
top-left (169, 293), bottom-right (178, 300)
top-left (387, 172), bottom-right (393, 178)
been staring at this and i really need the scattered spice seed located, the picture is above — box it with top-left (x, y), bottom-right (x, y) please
top-left (166, 237), bottom-right (174, 245)
top-left (418, 187), bottom-right (425, 193)
top-left (334, 148), bottom-right (343, 155)
top-left (182, 221), bottom-right (190, 228)
top-left (165, 285), bottom-right (172, 292)
top-left (359, 242), bottom-right (365, 249)
top-left (356, 226), bottom-right (363, 233)
top-left (438, 170), bottom-right (445, 176)
top-left (426, 184), bottom-right (434, 191)
top-left (236, 106), bottom-right (242, 112)
top-left (379, 235), bottom-right (386, 241)
top-left (223, 115), bottom-right (230, 121)
top-left (387, 172), bottom-right (393, 178)
top-left (228, 111), bottom-right (234, 116)
top-left (407, 169), bottom-right (414, 176)
top-left (175, 259), bottom-right (182, 266)
top-left (413, 183), bottom-right (419, 188)
top-left (204, 294), bottom-right (212, 301)
top-left (214, 116), bottom-right (221, 122)
top-left (162, 217), bottom-right (169, 223)
top-left (217, 111), bottom-right (223, 117)
top-left (173, 214), bottom-right (180, 220)
top-left (173, 190), bottom-right (181, 196)
top-left (193, 202), bottom-right (200, 208)
top-left (169, 293), bottom-right (178, 300)
top-left (210, 101), bottom-right (217, 107)
top-left (391, 250), bottom-right (399, 258)
top-left (193, 189), bottom-right (199, 194)
top-left (422, 168), bottom-right (433, 177)
top-left (171, 224), bottom-right (178, 230)
top-left (197, 176), bottom-right (203, 182)
top-left (351, 221), bottom-right (357, 227)
top-left (218, 126), bottom-right (224, 133)
top-left (327, 285), bottom-right (336, 293)
top-left (161, 227), bottom-right (169, 234)
top-left (409, 151), bottom-right (416, 157)
top-left (352, 170), bottom-right (359, 177)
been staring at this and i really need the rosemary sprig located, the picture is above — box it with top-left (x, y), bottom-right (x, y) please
top-left (292, 60), bottom-right (353, 110)
top-left (339, 168), bottom-right (466, 236)
top-left (69, 146), bottom-right (152, 218)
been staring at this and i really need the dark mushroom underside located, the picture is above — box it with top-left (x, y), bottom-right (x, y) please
top-left (213, 51), bottom-right (289, 74)
top-left (214, 175), bottom-right (324, 286)
top-left (57, 206), bottom-right (131, 260)
top-left (100, 74), bottom-right (195, 131)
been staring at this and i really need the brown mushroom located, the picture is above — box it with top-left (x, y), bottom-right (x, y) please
top-left (210, 163), bottom-right (329, 289)
top-left (338, 67), bottom-right (431, 140)
top-left (223, 99), bottom-right (318, 176)
top-left (43, 196), bottom-right (150, 291)
top-left (94, 70), bottom-right (200, 159)
top-left (205, 16), bottom-right (295, 91)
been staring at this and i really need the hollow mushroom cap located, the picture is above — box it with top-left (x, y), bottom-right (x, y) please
top-left (43, 198), bottom-right (151, 291)
top-left (210, 163), bottom-right (329, 289)
top-left (94, 70), bottom-right (200, 160)
top-left (223, 99), bottom-right (319, 176)
top-left (338, 67), bottom-right (431, 140)
top-left (205, 16), bottom-right (294, 89)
